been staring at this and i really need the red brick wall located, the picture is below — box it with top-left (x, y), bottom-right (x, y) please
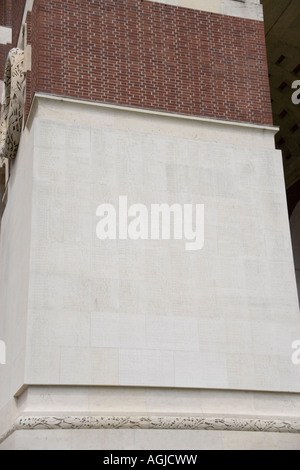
top-left (27, 0), bottom-right (273, 125)
top-left (0, 0), bottom-right (12, 27)
top-left (0, 1), bottom-right (12, 112)
top-left (0, 0), bottom-right (26, 82)
top-left (0, 0), bottom-right (26, 41)
top-left (0, 1), bottom-right (4, 25)
top-left (11, 0), bottom-right (26, 46)
top-left (25, 9), bottom-right (35, 119)
top-left (0, 0), bottom-right (26, 118)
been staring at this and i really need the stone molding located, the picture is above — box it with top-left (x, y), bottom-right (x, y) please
top-left (1, 415), bottom-right (300, 444)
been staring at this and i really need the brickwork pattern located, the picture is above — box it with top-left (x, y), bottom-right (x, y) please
top-left (7, 0), bottom-right (274, 125)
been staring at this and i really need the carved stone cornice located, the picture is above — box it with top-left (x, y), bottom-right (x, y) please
top-left (1, 415), bottom-right (300, 444)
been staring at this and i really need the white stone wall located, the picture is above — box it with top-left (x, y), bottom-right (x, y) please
top-left (20, 96), bottom-right (300, 391)
top-left (148, 0), bottom-right (263, 20)
top-left (0, 95), bottom-right (300, 448)
top-left (0, 123), bottom-right (34, 407)
top-left (291, 202), bottom-right (300, 302)
top-left (0, 26), bottom-right (12, 46)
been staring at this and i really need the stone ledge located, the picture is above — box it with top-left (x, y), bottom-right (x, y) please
top-left (1, 415), bottom-right (300, 445)
top-left (146, 0), bottom-right (263, 21)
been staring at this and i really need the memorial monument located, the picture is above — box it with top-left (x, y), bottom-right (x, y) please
top-left (0, 0), bottom-right (299, 450)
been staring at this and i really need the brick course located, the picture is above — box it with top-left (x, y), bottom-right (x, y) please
top-left (8, 0), bottom-right (274, 125)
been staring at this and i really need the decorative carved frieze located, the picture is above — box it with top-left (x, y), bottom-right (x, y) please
top-left (0, 48), bottom-right (25, 166)
top-left (1, 415), bottom-right (300, 444)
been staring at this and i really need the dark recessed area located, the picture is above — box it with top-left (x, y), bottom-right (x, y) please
top-left (291, 124), bottom-right (299, 133)
top-left (279, 109), bottom-right (288, 119)
top-left (293, 64), bottom-right (300, 75)
top-left (278, 81), bottom-right (288, 91)
top-left (276, 55), bottom-right (285, 65)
